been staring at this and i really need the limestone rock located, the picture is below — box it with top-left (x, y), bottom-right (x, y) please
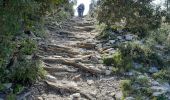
top-left (109, 40), bottom-right (116, 44)
top-left (125, 34), bottom-right (134, 41)
top-left (70, 93), bottom-right (81, 100)
top-left (133, 62), bottom-right (142, 69)
top-left (3, 83), bottom-right (12, 89)
top-left (45, 75), bottom-right (56, 82)
top-left (125, 97), bottom-right (135, 100)
top-left (87, 80), bottom-right (94, 85)
top-left (105, 70), bottom-right (112, 75)
top-left (117, 36), bottom-right (123, 40)
top-left (72, 74), bottom-right (81, 81)
top-left (149, 67), bottom-right (158, 73)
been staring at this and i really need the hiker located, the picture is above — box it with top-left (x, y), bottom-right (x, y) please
top-left (77, 3), bottom-right (85, 17)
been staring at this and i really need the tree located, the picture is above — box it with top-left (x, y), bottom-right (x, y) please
top-left (96, 0), bottom-right (162, 33)
top-left (0, 0), bottom-right (71, 83)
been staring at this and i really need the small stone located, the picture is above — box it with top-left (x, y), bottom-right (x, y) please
top-left (96, 44), bottom-right (102, 48)
top-left (87, 80), bottom-right (94, 85)
top-left (124, 72), bottom-right (133, 76)
top-left (26, 55), bottom-right (32, 59)
top-left (151, 81), bottom-right (160, 86)
top-left (45, 75), bottom-right (56, 82)
top-left (37, 97), bottom-right (43, 100)
top-left (117, 36), bottom-right (122, 40)
top-left (125, 97), bottom-right (135, 100)
top-left (109, 92), bottom-right (116, 97)
top-left (133, 62), bottom-right (142, 69)
top-left (115, 92), bottom-right (123, 99)
top-left (149, 67), bottom-right (158, 73)
top-left (3, 83), bottom-right (12, 89)
top-left (109, 40), bottom-right (116, 44)
top-left (0, 98), bottom-right (4, 100)
top-left (153, 91), bottom-right (165, 97)
top-left (72, 74), bottom-right (81, 81)
top-left (90, 90), bottom-right (97, 96)
top-left (70, 93), bottom-right (81, 100)
top-left (125, 34), bottom-right (134, 41)
top-left (105, 70), bottom-right (112, 75)
top-left (90, 55), bottom-right (99, 63)
top-left (108, 67), bottom-right (113, 70)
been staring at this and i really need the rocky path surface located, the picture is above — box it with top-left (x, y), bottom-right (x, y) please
top-left (30, 17), bottom-right (122, 100)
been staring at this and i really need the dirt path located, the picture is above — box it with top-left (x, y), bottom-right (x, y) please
top-left (30, 17), bottom-right (122, 100)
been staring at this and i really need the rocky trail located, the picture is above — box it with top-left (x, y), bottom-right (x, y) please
top-left (28, 17), bottom-right (122, 100)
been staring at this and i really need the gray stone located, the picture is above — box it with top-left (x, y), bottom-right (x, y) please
top-left (155, 45), bottom-right (165, 50)
top-left (149, 67), bottom-right (159, 73)
top-left (45, 74), bottom-right (56, 82)
top-left (117, 36), bottom-right (123, 40)
top-left (115, 92), bottom-right (122, 99)
top-left (3, 83), bottom-right (12, 89)
top-left (109, 40), bottom-right (116, 44)
top-left (153, 91), bottom-right (166, 97)
top-left (105, 70), bottom-right (112, 75)
top-left (70, 93), bottom-right (81, 100)
top-left (87, 80), bottom-right (94, 85)
top-left (72, 74), bottom-right (81, 81)
top-left (0, 98), bottom-right (4, 100)
top-left (125, 97), bottom-right (135, 100)
top-left (151, 81), bottom-right (160, 86)
top-left (125, 34), bottom-right (134, 41)
top-left (124, 72), bottom-right (134, 76)
top-left (90, 55), bottom-right (99, 63)
top-left (37, 97), bottom-right (43, 100)
top-left (133, 62), bottom-right (143, 69)
top-left (26, 55), bottom-right (32, 59)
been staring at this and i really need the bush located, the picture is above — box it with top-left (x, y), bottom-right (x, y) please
top-left (153, 68), bottom-right (170, 82)
top-left (103, 50), bottom-right (133, 72)
top-left (11, 59), bottom-right (46, 84)
top-left (120, 80), bottom-right (132, 97)
top-left (103, 56), bottom-right (114, 66)
top-left (119, 42), bottom-right (163, 67)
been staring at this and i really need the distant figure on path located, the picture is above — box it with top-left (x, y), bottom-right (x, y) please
top-left (77, 3), bottom-right (85, 17)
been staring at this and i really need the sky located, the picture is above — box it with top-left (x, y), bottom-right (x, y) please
top-left (73, 0), bottom-right (165, 16)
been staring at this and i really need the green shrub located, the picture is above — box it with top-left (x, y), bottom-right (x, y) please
top-left (20, 39), bottom-right (37, 55)
top-left (153, 68), bottom-right (170, 82)
top-left (6, 93), bottom-right (16, 100)
top-left (103, 56), bottom-right (114, 66)
top-left (120, 80), bottom-right (133, 97)
top-left (103, 50), bottom-right (133, 72)
top-left (11, 60), bottom-right (46, 84)
top-left (119, 42), bottom-right (163, 67)
top-left (135, 75), bottom-right (149, 86)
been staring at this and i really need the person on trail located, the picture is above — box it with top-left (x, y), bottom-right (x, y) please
top-left (77, 3), bottom-right (85, 17)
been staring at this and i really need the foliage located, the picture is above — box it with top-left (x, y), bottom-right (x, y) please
top-left (120, 80), bottom-right (132, 97)
top-left (119, 42), bottom-right (163, 67)
top-left (0, 0), bottom-right (71, 86)
top-left (103, 50), bottom-right (133, 72)
top-left (96, 0), bottom-right (162, 33)
top-left (153, 68), bottom-right (170, 82)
